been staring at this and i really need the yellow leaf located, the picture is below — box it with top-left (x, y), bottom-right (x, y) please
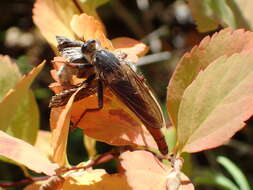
top-left (33, 0), bottom-right (78, 47)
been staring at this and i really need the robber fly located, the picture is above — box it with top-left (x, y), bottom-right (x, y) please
top-left (50, 36), bottom-right (168, 155)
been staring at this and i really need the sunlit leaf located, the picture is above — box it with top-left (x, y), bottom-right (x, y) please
top-left (0, 131), bottom-right (58, 176)
top-left (120, 150), bottom-right (194, 190)
top-left (63, 168), bottom-right (130, 190)
top-left (5, 90), bottom-right (39, 144)
top-left (188, 0), bottom-right (235, 32)
top-left (33, 0), bottom-right (79, 47)
top-left (25, 168), bottom-right (131, 190)
top-left (70, 13), bottom-right (112, 49)
top-left (83, 135), bottom-right (96, 158)
top-left (0, 60), bottom-right (44, 144)
top-left (34, 130), bottom-right (52, 159)
top-left (112, 37), bottom-right (149, 63)
top-left (162, 126), bottom-right (176, 151)
top-left (50, 88), bottom-right (82, 166)
top-left (78, 0), bottom-right (110, 16)
top-left (70, 89), bottom-right (158, 151)
top-left (227, 0), bottom-right (253, 30)
top-left (0, 55), bottom-right (21, 101)
top-left (188, 0), bottom-right (252, 32)
top-left (176, 52), bottom-right (253, 153)
top-left (167, 28), bottom-right (253, 127)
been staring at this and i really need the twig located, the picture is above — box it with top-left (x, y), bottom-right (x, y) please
top-left (72, 0), bottom-right (83, 14)
top-left (0, 176), bottom-right (49, 188)
top-left (62, 149), bottom-right (119, 172)
top-left (136, 52), bottom-right (171, 66)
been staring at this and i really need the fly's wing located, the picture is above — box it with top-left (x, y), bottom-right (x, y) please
top-left (56, 36), bottom-right (83, 48)
top-left (95, 50), bottom-right (168, 155)
top-left (109, 62), bottom-right (165, 129)
top-left (109, 62), bottom-right (168, 155)
top-left (56, 36), bottom-right (87, 63)
top-left (94, 50), bottom-right (165, 129)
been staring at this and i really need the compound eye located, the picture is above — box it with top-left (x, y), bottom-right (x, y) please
top-left (81, 40), bottom-right (96, 53)
top-left (81, 43), bottom-right (88, 53)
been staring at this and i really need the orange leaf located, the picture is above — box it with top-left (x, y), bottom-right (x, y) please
top-left (167, 28), bottom-right (253, 127)
top-left (70, 13), bottom-right (113, 49)
top-left (0, 131), bottom-right (58, 176)
top-left (112, 37), bottom-right (149, 62)
top-left (33, 0), bottom-right (78, 47)
top-left (50, 87), bottom-right (84, 166)
top-left (120, 150), bottom-right (194, 190)
top-left (70, 88), bottom-right (158, 150)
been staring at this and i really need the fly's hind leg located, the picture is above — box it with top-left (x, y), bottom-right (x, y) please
top-left (72, 79), bottom-right (104, 129)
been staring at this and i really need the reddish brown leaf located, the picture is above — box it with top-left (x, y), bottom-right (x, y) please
top-left (167, 28), bottom-right (253, 127)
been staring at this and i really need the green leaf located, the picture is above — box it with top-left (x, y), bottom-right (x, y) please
top-left (163, 126), bottom-right (176, 152)
top-left (167, 28), bottom-right (253, 128)
top-left (0, 59), bottom-right (44, 144)
top-left (195, 169), bottom-right (239, 190)
top-left (176, 52), bottom-right (253, 153)
top-left (76, 0), bottom-right (110, 19)
top-left (217, 156), bottom-right (250, 190)
top-left (188, 0), bottom-right (253, 32)
top-left (79, 0), bottom-right (110, 10)
top-left (0, 55), bottom-right (21, 101)
top-left (16, 55), bottom-right (33, 74)
top-left (6, 90), bottom-right (39, 144)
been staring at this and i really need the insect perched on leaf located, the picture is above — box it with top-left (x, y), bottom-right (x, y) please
top-left (50, 36), bottom-right (168, 155)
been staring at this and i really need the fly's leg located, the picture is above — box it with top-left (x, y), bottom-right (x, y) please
top-left (72, 79), bottom-right (104, 129)
top-left (67, 63), bottom-right (94, 78)
top-left (50, 74), bottom-right (97, 108)
top-left (55, 62), bottom-right (94, 87)
top-left (67, 62), bottom-right (93, 69)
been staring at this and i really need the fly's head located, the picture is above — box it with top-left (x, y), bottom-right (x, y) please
top-left (81, 40), bottom-right (100, 62)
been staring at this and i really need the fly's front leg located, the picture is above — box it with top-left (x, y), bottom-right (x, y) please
top-left (72, 79), bottom-right (104, 129)
top-left (67, 62), bottom-right (93, 69)
top-left (56, 62), bottom-right (94, 87)
top-left (67, 63), bottom-right (94, 78)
